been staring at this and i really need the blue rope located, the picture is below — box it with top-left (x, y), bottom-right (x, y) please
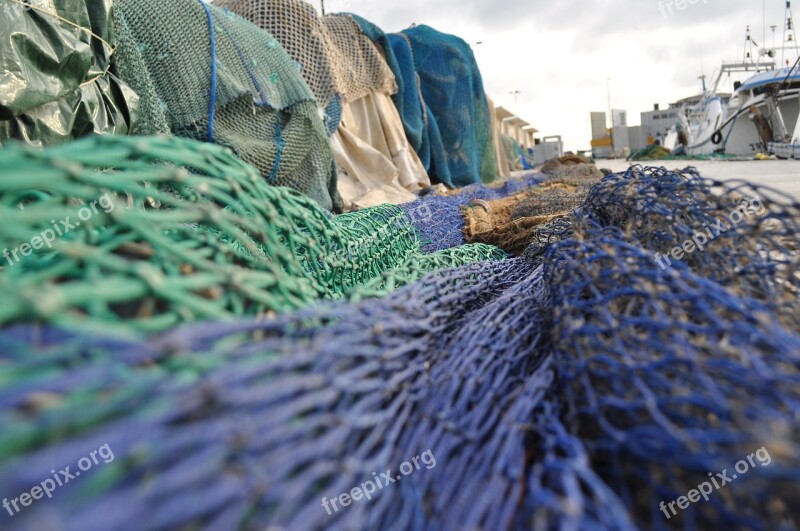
top-left (196, 0), bottom-right (217, 142)
top-left (268, 119), bottom-right (285, 184)
top-left (215, 9), bottom-right (270, 106)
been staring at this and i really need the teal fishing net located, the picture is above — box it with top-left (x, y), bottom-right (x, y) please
top-left (401, 24), bottom-right (498, 187)
top-left (0, 135), bottom-right (505, 335)
top-left (111, 0), bottom-right (340, 210)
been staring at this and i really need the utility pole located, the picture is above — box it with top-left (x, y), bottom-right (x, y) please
top-left (509, 90), bottom-right (521, 107)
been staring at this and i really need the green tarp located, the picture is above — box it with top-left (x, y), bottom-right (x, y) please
top-left (0, 0), bottom-right (137, 146)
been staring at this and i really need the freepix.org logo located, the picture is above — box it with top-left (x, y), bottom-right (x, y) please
top-left (658, 0), bottom-right (709, 18)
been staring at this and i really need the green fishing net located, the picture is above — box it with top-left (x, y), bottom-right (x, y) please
top-left (111, 0), bottom-right (339, 210)
top-left (0, 135), bottom-right (505, 335)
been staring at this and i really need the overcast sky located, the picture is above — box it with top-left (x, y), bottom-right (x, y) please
top-left (320, 0), bottom-right (796, 151)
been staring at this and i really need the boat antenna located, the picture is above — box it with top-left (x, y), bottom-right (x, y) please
top-left (779, 53), bottom-right (800, 91)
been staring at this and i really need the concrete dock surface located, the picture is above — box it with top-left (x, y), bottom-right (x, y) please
top-left (601, 159), bottom-right (800, 201)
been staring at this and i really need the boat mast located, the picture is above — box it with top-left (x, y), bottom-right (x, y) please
top-left (744, 26), bottom-right (760, 70)
top-left (782, 1), bottom-right (799, 66)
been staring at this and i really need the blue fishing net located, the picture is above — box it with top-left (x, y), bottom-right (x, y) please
top-left (0, 259), bottom-right (561, 531)
top-left (401, 25), bottom-right (498, 187)
top-left (350, 16), bottom-right (451, 185)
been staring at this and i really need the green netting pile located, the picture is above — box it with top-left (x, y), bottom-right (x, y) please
top-left (110, 0), bottom-right (339, 210)
top-left (0, 135), bottom-right (505, 335)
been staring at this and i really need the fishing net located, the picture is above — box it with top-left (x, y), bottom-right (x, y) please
top-left (500, 135), bottom-right (522, 171)
top-left (0, 0), bottom-right (137, 146)
top-left (0, 135), bottom-right (505, 335)
top-left (1, 163), bottom-right (799, 531)
top-left (576, 166), bottom-right (800, 328)
top-left (400, 173), bottom-right (544, 253)
top-left (402, 24), bottom-right (498, 187)
top-left (350, 15), bottom-right (453, 184)
top-left (111, 0), bottom-right (339, 210)
top-left (321, 14), bottom-right (397, 101)
top-left (216, 1), bottom-right (396, 107)
top-left (462, 164), bottom-right (601, 255)
top-left (546, 227), bottom-right (800, 530)
top-left (0, 258), bottom-right (633, 531)
top-left (351, 17), bottom-right (423, 151)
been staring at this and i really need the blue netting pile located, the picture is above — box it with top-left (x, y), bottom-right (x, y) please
top-left (400, 25), bottom-right (498, 187)
top-left (1, 166), bottom-right (799, 530)
top-left (352, 17), bottom-right (452, 185)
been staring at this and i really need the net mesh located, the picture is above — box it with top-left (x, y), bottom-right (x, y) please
top-left (401, 24), bottom-right (498, 187)
top-left (0, 135), bottom-right (505, 335)
top-left (348, 18), bottom-right (454, 184)
top-left (321, 14), bottom-right (397, 102)
top-left (111, 0), bottom-right (339, 210)
top-left (464, 164), bottom-right (602, 255)
top-left (400, 173), bottom-right (544, 253)
top-left (215, 0), bottom-right (396, 107)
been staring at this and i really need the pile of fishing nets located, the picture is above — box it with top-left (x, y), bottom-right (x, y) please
top-left (219, 1), bottom-right (396, 108)
top-left (215, 1), bottom-right (431, 210)
top-left (399, 172), bottom-right (544, 253)
top-left (353, 17), bottom-right (452, 184)
top-left (110, 0), bottom-right (339, 210)
top-left (1, 159), bottom-right (798, 530)
top-left (0, 135), bottom-right (503, 335)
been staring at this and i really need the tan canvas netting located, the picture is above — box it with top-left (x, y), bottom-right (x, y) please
top-left (321, 14), bottom-right (397, 102)
top-left (216, 0), bottom-right (396, 105)
top-left (463, 163), bottom-right (603, 255)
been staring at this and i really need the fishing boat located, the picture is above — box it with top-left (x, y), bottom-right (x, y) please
top-left (678, 3), bottom-right (800, 157)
